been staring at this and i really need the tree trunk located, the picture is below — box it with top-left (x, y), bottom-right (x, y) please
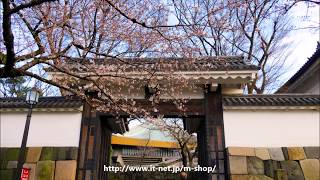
top-left (188, 156), bottom-right (194, 167)
top-left (181, 147), bottom-right (188, 167)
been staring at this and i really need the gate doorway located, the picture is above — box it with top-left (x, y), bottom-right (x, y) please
top-left (77, 85), bottom-right (229, 180)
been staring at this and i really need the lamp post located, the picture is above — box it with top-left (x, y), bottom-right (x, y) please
top-left (15, 88), bottom-right (40, 180)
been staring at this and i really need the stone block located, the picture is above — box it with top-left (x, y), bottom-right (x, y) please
top-left (36, 161), bottom-right (55, 180)
top-left (269, 148), bottom-right (285, 161)
top-left (231, 175), bottom-right (273, 180)
top-left (287, 147), bottom-right (306, 160)
top-left (23, 163), bottom-right (36, 180)
top-left (247, 157), bottom-right (264, 175)
top-left (54, 160), bottom-right (77, 180)
top-left (6, 161), bottom-right (17, 169)
top-left (229, 156), bottom-right (248, 174)
top-left (300, 159), bottom-right (319, 180)
top-left (26, 147), bottom-right (42, 163)
top-left (249, 175), bottom-right (273, 180)
top-left (264, 160), bottom-right (281, 178)
top-left (0, 169), bottom-right (14, 180)
top-left (228, 147), bottom-right (255, 156)
top-left (68, 147), bottom-right (78, 160)
top-left (255, 148), bottom-right (270, 160)
top-left (231, 175), bottom-right (250, 180)
top-left (56, 147), bottom-right (68, 160)
top-left (56, 147), bottom-right (78, 160)
top-left (0, 148), bottom-right (7, 161)
top-left (304, 147), bottom-right (320, 159)
top-left (4, 148), bottom-right (20, 161)
top-left (274, 169), bottom-right (288, 180)
top-left (0, 150), bottom-right (8, 170)
top-left (40, 147), bottom-right (56, 161)
top-left (282, 147), bottom-right (289, 160)
top-left (0, 160), bottom-right (8, 170)
top-left (280, 160), bottom-right (304, 180)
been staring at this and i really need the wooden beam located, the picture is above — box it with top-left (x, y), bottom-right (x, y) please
top-left (134, 99), bottom-right (204, 116)
top-left (198, 84), bottom-right (228, 180)
top-left (96, 99), bottom-right (205, 117)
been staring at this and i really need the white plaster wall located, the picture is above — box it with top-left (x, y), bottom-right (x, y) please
top-left (224, 110), bottom-right (320, 147)
top-left (0, 111), bottom-right (82, 147)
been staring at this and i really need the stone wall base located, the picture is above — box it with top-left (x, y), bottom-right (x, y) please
top-left (227, 146), bottom-right (319, 180)
top-left (2, 146), bottom-right (318, 180)
top-left (0, 147), bottom-right (78, 180)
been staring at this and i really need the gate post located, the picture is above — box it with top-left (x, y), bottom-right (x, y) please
top-left (197, 84), bottom-right (228, 180)
top-left (76, 101), bottom-right (98, 180)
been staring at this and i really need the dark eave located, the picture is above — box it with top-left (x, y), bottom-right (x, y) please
top-left (223, 94), bottom-right (320, 107)
top-left (0, 96), bottom-right (83, 109)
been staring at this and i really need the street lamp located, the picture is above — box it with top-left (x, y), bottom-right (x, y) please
top-left (16, 88), bottom-right (40, 180)
top-left (25, 88), bottom-right (40, 105)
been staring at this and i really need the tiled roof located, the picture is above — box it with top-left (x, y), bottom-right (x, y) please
top-left (0, 96), bottom-right (83, 109)
top-left (62, 56), bottom-right (259, 72)
top-left (224, 94), bottom-right (320, 106)
top-left (2, 95), bottom-right (317, 109)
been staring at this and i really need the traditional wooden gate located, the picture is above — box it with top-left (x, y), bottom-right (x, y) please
top-left (76, 86), bottom-right (229, 180)
top-left (50, 56), bottom-right (258, 180)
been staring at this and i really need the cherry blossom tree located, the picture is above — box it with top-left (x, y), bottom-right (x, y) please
top-left (1, 0), bottom-right (318, 110)
top-left (1, 0), bottom-right (175, 114)
top-left (140, 117), bottom-right (197, 167)
top-left (0, 0), bottom-right (222, 115)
